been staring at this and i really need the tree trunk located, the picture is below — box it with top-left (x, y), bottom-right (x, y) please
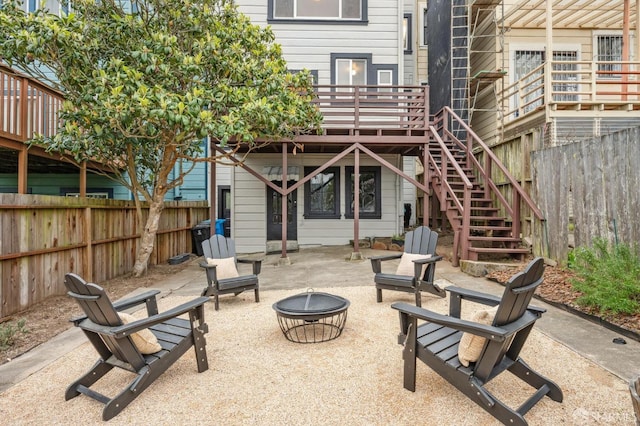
top-left (132, 195), bottom-right (166, 277)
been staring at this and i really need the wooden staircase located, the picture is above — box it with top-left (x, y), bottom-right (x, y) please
top-left (423, 108), bottom-right (544, 266)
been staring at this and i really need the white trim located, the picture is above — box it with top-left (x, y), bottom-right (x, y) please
top-left (418, 2), bottom-right (427, 47)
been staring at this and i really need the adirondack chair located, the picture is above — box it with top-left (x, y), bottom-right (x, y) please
top-left (200, 234), bottom-right (261, 310)
top-left (370, 226), bottom-right (445, 306)
top-left (391, 257), bottom-right (563, 426)
top-left (64, 273), bottom-right (209, 421)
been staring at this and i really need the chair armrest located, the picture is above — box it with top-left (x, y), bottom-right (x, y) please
top-left (70, 289), bottom-right (162, 324)
top-left (370, 253), bottom-right (403, 273)
top-left (446, 286), bottom-right (546, 317)
top-left (412, 255), bottom-right (443, 279)
top-left (78, 296), bottom-right (210, 337)
top-left (391, 302), bottom-right (508, 342)
top-left (113, 290), bottom-right (161, 315)
top-left (446, 286), bottom-right (502, 305)
top-left (413, 255), bottom-right (443, 264)
top-left (199, 261), bottom-right (219, 282)
top-left (237, 258), bottom-right (262, 275)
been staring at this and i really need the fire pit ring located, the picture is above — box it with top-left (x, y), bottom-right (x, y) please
top-left (272, 290), bottom-right (350, 343)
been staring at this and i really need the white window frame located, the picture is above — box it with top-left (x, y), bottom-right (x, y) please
top-left (418, 2), bottom-right (427, 47)
top-left (335, 58), bottom-right (367, 86)
top-left (273, 0), bottom-right (362, 20)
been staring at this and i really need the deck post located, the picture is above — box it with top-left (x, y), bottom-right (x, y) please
top-left (281, 143), bottom-right (288, 260)
top-left (350, 147), bottom-right (362, 260)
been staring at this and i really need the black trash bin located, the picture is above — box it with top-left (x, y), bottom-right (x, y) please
top-left (191, 220), bottom-right (211, 256)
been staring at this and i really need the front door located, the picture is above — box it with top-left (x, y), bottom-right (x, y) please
top-left (266, 181), bottom-right (297, 240)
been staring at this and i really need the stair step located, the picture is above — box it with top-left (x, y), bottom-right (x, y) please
top-left (469, 225), bottom-right (513, 231)
top-left (456, 215), bottom-right (506, 221)
top-left (467, 247), bottom-right (530, 254)
top-left (468, 236), bottom-right (520, 242)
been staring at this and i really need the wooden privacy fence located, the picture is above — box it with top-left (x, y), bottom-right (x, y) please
top-left (532, 126), bottom-right (640, 263)
top-left (0, 194), bottom-right (209, 319)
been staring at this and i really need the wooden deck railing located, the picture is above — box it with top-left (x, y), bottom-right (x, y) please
top-left (2, 65), bottom-right (430, 143)
top-left (310, 85), bottom-right (429, 132)
top-left (501, 60), bottom-right (640, 121)
top-left (0, 63), bottom-right (63, 143)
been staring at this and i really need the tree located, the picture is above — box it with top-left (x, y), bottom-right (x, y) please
top-left (0, 0), bottom-right (322, 276)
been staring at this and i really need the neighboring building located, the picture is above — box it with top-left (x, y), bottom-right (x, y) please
top-left (0, 2), bottom-right (209, 201)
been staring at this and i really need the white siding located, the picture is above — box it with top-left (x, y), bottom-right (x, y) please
top-left (402, 156), bottom-right (417, 227)
top-left (236, 0), bottom-right (401, 85)
top-left (227, 153), bottom-right (405, 253)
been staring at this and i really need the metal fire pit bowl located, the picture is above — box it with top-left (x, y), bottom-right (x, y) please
top-left (272, 290), bottom-right (350, 343)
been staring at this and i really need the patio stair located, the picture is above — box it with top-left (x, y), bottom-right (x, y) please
top-left (422, 108), bottom-right (539, 265)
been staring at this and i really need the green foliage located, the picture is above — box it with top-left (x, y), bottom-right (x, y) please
top-left (0, 319), bottom-right (28, 351)
top-left (0, 0), bottom-right (322, 198)
top-left (0, 0), bottom-right (323, 272)
top-left (569, 238), bottom-right (640, 315)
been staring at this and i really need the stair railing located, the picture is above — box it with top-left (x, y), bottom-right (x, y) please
top-left (438, 107), bottom-right (545, 252)
top-left (427, 126), bottom-right (473, 266)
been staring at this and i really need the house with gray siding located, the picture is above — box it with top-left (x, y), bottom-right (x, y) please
top-left (209, 0), bottom-right (428, 255)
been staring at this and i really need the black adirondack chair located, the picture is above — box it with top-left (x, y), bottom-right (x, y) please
top-left (391, 257), bottom-right (563, 426)
top-left (200, 234), bottom-right (261, 310)
top-left (371, 226), bottom-right (445, 306)
top-left (64, 273), bottom-right (209, 421)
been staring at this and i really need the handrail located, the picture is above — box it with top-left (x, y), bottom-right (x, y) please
top-left (442, 106), bottom-right (544, 221)
top-left (427, 128), bottom-right (471, 213)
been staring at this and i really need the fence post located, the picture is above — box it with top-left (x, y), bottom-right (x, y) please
top-left (84, 206), bottom-right (93, 281)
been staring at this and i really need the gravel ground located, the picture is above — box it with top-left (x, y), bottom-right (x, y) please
top-left (0, 287), bottom-right (634, 425)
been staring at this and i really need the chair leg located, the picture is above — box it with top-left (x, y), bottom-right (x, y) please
top-left (254, 288), bottom-right (260, 303)
top-left (376, 288), bottom-right (383, 303)
top-left (415, 291), bottom-right (422, 307)
top-left (65, 360), bottom-right (113, 401)
top-left (192, 327), bottom-right (209, 373)
top-left (509, 358), bottom-right (563, 403)
top-left (214, 294), bottom-right (219, 311)
top-left (403, 318), bottom-right (418, 392)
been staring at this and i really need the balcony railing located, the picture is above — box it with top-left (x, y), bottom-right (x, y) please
top-left (310, 85), bottom-right (429, 134)
top-left (501, 60), bottom-right (640, 122)
top-left (1, 65), bottom-right (430, 144)
top-left (0, 64), bottom-right (63, 143)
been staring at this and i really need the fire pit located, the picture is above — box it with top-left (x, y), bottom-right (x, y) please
top-left (272, 290), bottom-right (350, 343)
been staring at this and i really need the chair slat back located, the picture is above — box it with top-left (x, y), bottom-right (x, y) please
top-left (404, 226), bottom-right (438, 256)
top-left (65, 273), bottom-right (145, 368)
top-left (403, 227), bottom-right (439, 281)
top-left (202, 234), bottom-right (237, 260)
top-left (493, 257), bottom-right (545, 326)
top-left (473, 257), bottom-right (545, 380)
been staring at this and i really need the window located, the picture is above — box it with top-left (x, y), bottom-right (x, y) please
top-left (27, 0), bottom-right (37, 12)
top-left (403, 14), bottom-right (412, 53)
top-left (271, 0), bottom-right (364, 21)
top-left (552, 51), bottom-right (578, 102)
top-left (345, 166), bottom-right (381, 219)
top-left (513, 50), bottom-right (544, 114)
top-left (377, 69), bottom-right (393, 95)
top-left (336, 58), bottom-right (367, 85)
top-left (596, 34), bottom-right (623, 79)
top-left (304, 167), bottom-right (340, 219)
top-left (419, 3), bottom-right (427, 47)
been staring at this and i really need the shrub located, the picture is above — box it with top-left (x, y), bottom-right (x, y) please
top-left (570, 238), bottom-right (640, 315)
top-left (0, 319), bottom-right (28, 351)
